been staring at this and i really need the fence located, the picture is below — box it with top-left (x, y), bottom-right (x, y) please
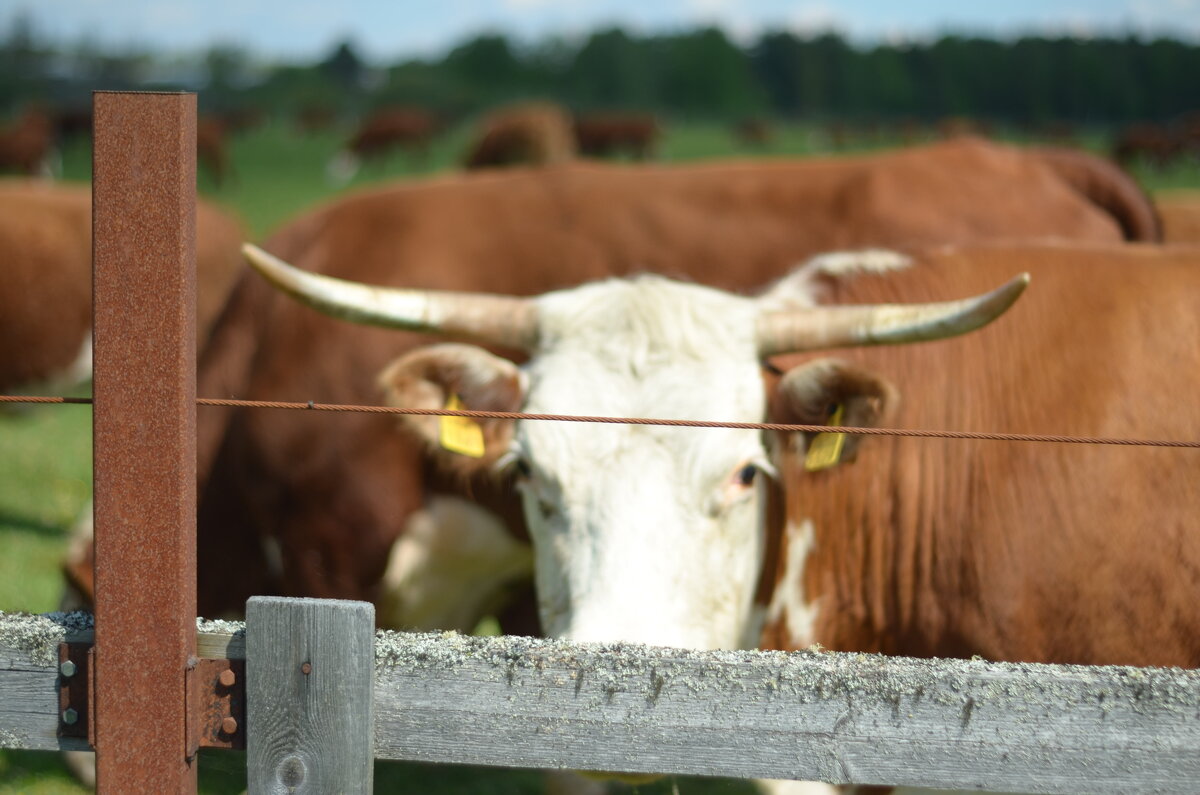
top-left (0, 91), bottom-right (1199, 794)
top-left (3, 602), bottom-right (1199, 794)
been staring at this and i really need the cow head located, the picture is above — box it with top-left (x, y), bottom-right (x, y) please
top-left (242, 245), bottom-right (1026, 650)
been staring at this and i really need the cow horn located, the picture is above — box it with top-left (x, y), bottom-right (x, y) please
top-left (242, 244), bottom-right (539, 351)
top-left (756, 273), bottom-right (1030, 356)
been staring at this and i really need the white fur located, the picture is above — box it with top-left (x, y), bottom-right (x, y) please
top-left (512, 276), bottom-right (787, 650)
top-left (765, 519), bottom-right (820, 650)
top-left (378, 495), bottom-right (533, 631)
top-left (759, 249), bottom-right (912, 313)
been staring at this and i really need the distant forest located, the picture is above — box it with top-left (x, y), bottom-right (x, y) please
top-left (4, 16), bottom-right (1200, 126)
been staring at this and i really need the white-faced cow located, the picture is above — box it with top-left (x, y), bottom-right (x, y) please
top-left (161, 137), bottom-right (1165, 632)
top-left (242, 243), bottom-right (1028, 651)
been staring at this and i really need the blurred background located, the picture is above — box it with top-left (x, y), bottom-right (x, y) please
top-left (3, 0), bottom-right (1200, 237)
top-left (1, 1), bottom-right (1199, 791)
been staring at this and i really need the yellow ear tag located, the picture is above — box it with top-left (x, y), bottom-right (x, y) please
top-left (804, 404), bottom-right (846, 472)
top-left (439, 394), bottom-right (486, 458)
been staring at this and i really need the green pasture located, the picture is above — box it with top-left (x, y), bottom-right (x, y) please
top-left (2, 119), bottom-right (1198, 792)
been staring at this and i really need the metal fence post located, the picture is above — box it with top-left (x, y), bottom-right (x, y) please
top-left (246, 597), bottom-right (375, 794)
top-left (92, 90), bottom-right (198, 792)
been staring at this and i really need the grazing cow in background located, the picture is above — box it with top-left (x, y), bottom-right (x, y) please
top-left (167, 136), bottom-right (1161, 632)
top-left (463, 102), bottom-right (577, 170)
top-left (327, 106), bottom-right (441, 184)
top-left (759, 242), bottom-right (1200, 670)
top-left (1112, 122), bottom-right (1181, 170)
top-left (0, 107), bottom-right (56, 177)
top-left (732, 118), bottom-right (773, 149)
top-left (573, 113), bottom-right (660, 160)
top-left (0, 179), bottom-right (247, 399)
top-left (196, 116), bottom-right (233, 186)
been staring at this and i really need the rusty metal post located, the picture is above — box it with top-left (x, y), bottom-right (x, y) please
top-left (92, 91), bottom-right (198, 792)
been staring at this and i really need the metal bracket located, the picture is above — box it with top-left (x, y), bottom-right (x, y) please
top-left (187, 657), bottom-right (247, 755)
top-left (58, 642), bottom-right (94, 745)
top-left (57, 644), bottom-right (245, 753)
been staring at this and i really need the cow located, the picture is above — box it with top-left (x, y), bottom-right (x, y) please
top-left (248, 240), bottom-right (1200, 795)
top-left (758, 242), bottom-right (1200, 672)
top-left (239, 243), bottom-right (1027, 654)
top-left (196, 116), bottom-right (234, 187)
top-left (463, 102), bottom-right (577, 171)
top-left (0, 107), bottom-right (57, 177)
top-left (327, 106), bottom-right (441, 184)
top-left (732, 118), bottom-right (773, 149)
top-left (573, 113), bottom-right (660, 160)
top-left (172, 136), bottom-right (1163, 633)
top-left (0, 180), bottom-right (247, 398)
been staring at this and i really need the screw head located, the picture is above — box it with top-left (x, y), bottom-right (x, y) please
top-left (60, 660), bottom-right (77, 678)
top-left (221, 716), bottom-right (238, 735)
top-left (300, 662), bottom-right (312, 675)
top-left (62, 708), bottom-right (79, 725)
top-left (218, 669), bottom-right (236, 688)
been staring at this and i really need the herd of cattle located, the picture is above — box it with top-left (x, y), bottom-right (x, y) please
top-left (3, 130), bottom-right (1200, 791)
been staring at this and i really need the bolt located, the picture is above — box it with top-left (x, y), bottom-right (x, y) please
top-left (218, 669), bottom-right (236, 688)
top-left (301, 662), bottom-right (312, 675)
top-left (221, 716), bottom-right (238, 735)
top-left (60, 660), bottom-right (77, 678)
top-left (62, 709), bottom-right (79, 725)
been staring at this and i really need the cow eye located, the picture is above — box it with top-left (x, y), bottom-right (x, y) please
top-left (735, 464), bottom-right (758, 486)
top-left (515, 458), bottom-right (532, 478)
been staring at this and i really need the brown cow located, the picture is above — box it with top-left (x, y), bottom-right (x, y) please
top-left (573, 113), bottom-right (660, 160)
top-left (239, 240), bottom-right (1200, 795)
top-left (328, 107), bottom-right (441, 183)
top-left (759, 242), bottom-right (1200, 672)
top-left (463, 102), bottom-right (577, 170)
top-left (196, 116), bottom-right (233, 186)
top-left (0, 179), bottom-right (247, 396)
top-left (0, 107), bottom-right (56, 177)
top-left (181, 136), bottom-right (1159, 630)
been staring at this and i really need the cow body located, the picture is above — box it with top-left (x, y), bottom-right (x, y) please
top-left (0, 180), bottom-right (246, 396)
top-left (463, 103), bottom-right (577, 170)
top-left (189, 138), bottom-right (1159, 629)
top-left (761, 243), bottom-right (1200, 668)
top-left (0, 108), bottom-right (55, 177)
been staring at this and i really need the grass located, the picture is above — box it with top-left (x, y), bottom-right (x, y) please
top-left (2, 117), bottom-right (1197, 792)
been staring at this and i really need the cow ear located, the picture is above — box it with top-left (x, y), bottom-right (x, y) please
top-left (767, 357), bottom-right (898, 469)
top-left (378, 343), bottom-right (524, 471)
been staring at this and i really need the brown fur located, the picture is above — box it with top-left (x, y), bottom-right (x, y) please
top-left (761, 243), bottom-right (1200, 668)
top-left (344, 107), bottom-right (440, 164)
top-left (1157, 191), bottom-right (1200, 244)
top-left (463, 103), bottom-right (577, 170)
top-left (573, 113), bottom-right (660, 160)
top-left (188, 138), bottom-right (1159, 622)
top-left (197, 116), bottom-right (233, 186)
top-left (0, 180), bottom-right (247, 394)
top-left (0, 108), bottom-right (55, 176)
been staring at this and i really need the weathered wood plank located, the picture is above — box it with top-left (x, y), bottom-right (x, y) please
top-left (246, 597), bottom-right (374, 795)
top-left (6, 611), bottom-right (1200, 793)
top-left (373, 632), bottom-right (1200, 794)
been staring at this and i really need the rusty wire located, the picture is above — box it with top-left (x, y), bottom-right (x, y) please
top-left (3, 393), bottom-right (1199, 449)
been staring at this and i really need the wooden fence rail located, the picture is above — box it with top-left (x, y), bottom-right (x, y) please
top-left (2, 601), bottom-right (1199, 794)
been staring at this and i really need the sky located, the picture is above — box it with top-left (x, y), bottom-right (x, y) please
top-left (10, 0), bottom-right (1200, 63)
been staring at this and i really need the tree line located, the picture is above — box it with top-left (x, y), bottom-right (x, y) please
top-left (5, 15), bottom-right (1200, 127)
